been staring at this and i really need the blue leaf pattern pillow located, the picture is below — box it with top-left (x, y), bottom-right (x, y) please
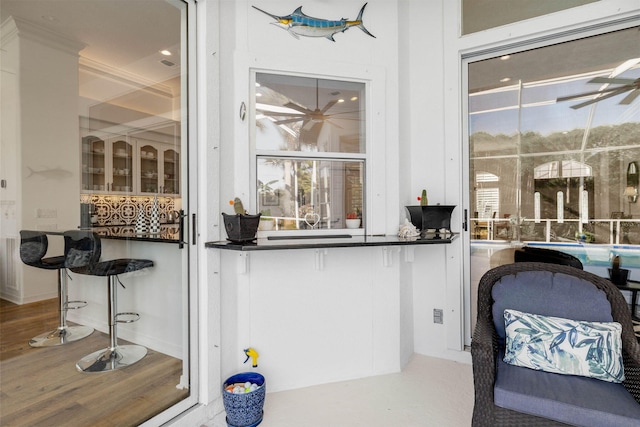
top-left (503, 309), bottom-right (624, 383)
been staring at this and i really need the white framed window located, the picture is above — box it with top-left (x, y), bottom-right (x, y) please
top-left (253, 72), bottom-right (367, 234)
top-left (534, 160), bottom-right (592, 179)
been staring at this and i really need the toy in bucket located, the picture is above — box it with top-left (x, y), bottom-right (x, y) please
top-left (223, 348), bottom-right (266, 427)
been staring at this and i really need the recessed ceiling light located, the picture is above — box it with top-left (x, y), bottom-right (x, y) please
top-left (160, 50), bottom-right (172, 56)
top-left (350, 96), bottom-right (358, 101)
top-left (256, 83), bottom-right (261, 87)
top-left (500, 55), bottom-right (511, 60)
top-left (500, 77), bottom-right (511, 83)
top-left (256, 93), bottom-right (262, 97)
top-left (337, 99), bottom-right (345, 103)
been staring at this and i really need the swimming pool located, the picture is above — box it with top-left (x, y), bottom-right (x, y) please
top-left (525, 242), bottom-right (640, 269)
top-left (471, 241), bottom-right (640, 270)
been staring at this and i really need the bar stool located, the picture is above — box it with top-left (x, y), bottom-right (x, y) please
top-left (63, 230), bottom-right (153, 372)
top-left (19, 230), bottom-right (93, 347)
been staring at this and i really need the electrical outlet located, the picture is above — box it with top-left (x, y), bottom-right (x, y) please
top-left (434, 308), bottom-right (443, 324)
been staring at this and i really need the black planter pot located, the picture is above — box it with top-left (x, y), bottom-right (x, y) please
top-left (608, 267), bottom-right (629, 287)
top-left (222, 213), bottom-right (261, 242)
top-left (405, 205), bottom-right (456, 237)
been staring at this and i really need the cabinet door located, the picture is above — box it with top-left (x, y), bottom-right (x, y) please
top-left (139, 143), bottom-right (160, 194)
top-left (161, 148), bottom-right (180, 195)
top-left (132, 124), bottom-right (180, 196)
top-left (110, 139), bottom-right (134, 193)
top-left (81, 136), bottom-right (107, 192)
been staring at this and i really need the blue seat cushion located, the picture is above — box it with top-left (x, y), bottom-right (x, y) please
top-left (495, 357), bottom-right (640, 427)
top-left (492, 270), bottom-right (613, 344)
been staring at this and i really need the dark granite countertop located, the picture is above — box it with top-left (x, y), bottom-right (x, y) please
top-left (205, 233), bottom-right (458, 251)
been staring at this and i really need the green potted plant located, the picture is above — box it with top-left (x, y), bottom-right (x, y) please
top-left (405, 189), bottom-right (456, 236)
top-left (222, 198), bottom-right (261, 242)
top-left (608, 255), bottom-right (629, 287)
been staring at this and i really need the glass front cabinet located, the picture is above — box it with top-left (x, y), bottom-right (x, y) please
top-left (138, 145), bottom-right (180, 195)
top-left (81, 123), bottom-right (180, 196)
top-left (131, 125), bottom-right (180, 196)
top-left (81, 136), bottom-right (134, 194)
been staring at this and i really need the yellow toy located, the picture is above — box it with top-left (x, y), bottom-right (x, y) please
top-left (244, 347), bottom-right (259, 368)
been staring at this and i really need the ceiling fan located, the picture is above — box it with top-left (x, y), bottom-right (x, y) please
top-left (556, 58), bottom-right (640, 110)
top-left (556, 76), bottom-right (640, 109)
top-left (257, 80), bottom-right (360, 140)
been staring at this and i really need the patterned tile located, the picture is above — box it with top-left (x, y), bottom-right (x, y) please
top-left (80, 194), bottom-right (178, 226)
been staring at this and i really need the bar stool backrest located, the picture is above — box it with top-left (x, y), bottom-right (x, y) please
top-left (63, 231), bottom-right (102, 272)
top-left (19, 230), bottom-right (49, 266)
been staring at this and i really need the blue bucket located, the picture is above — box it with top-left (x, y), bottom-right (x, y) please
top-left (222, 372), bottom-right (266, 427)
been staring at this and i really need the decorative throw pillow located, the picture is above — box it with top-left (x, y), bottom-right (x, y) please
top-left (503, 309), bottom-right (624, 383)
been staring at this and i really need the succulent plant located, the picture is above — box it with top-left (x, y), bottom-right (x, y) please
top-left (612, 255), bottom-right (621, 272)
top-left (230, 197), bottom-right (246, 215)
top-left (419, 189), bottom-right (428, 206)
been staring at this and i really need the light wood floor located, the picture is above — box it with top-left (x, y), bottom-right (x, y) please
top-left (1, 298), bottom-right (189, 427)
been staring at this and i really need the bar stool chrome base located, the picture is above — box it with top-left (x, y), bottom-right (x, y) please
top-left (64, 231), bottom-right (153, 374)
top-left (29, 325), bottom-right (94, 347)
top-left (27, 265), bottom-right (94, 348)
top-left (76, 344), bottom-right (147, 373)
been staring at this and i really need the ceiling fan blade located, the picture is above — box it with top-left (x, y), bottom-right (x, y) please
top-left (557, 86), bottom-right (629, 102)
top-left (619, 89), bottom-right (640, 105)
top-left (588, 77), bottom-right (637, 85)
top-left (259, 111), bottom-right (307, 118)
top-left (283, 102), bottom-right (314, 115)
top-left (274, 117), bottom-right (305, 125)
top-left (327, 117), bottom-right (363, 122)
top-left (569, 87), bottom-right (630, 109)
top-left (324, 119), bottom-right (344, 129)
top-left (320, 100), bottom-right (338, 114)
top-left (326, 110), bottom-right (361, 117)
top-left (302, 120), bottom-right (317, 131)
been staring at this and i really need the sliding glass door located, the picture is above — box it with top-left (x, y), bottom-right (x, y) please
top-left (0, 0), bottom-right (196, 424)
top-left (465, 25), bottom-right (640, 343)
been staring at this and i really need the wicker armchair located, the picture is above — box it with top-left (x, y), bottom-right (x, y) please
top-left (472, 262), bottom-right (640, 426)
top-left (514, 246), bottom-right (583, 270)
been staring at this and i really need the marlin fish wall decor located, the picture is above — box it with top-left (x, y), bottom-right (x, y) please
top-left (252, 3), bottom-right (375, 42)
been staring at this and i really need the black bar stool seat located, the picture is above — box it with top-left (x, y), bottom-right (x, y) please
top-left (19, 230), bottom-right (93, 347)
top-left (63, 231), bottom-right (153, 373)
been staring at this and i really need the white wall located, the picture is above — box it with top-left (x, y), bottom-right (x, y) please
top-left (0, 18), bottom-right (83, 303)
top-left (220, 247), bottom-right (403, 392)
top-left (214, 0), bottom-right (404, 392)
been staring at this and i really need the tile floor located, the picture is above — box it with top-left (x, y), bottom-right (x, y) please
top-left (208, 354), bottom-right (474, 427)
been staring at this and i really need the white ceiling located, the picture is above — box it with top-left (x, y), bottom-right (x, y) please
top-left (469, 26), bottom-right (640, 92)
top-left (0, 0), bottom-right (183, 94)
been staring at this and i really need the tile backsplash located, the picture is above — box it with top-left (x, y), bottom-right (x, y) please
top-left (80, 194), bottom-right (180, 226)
